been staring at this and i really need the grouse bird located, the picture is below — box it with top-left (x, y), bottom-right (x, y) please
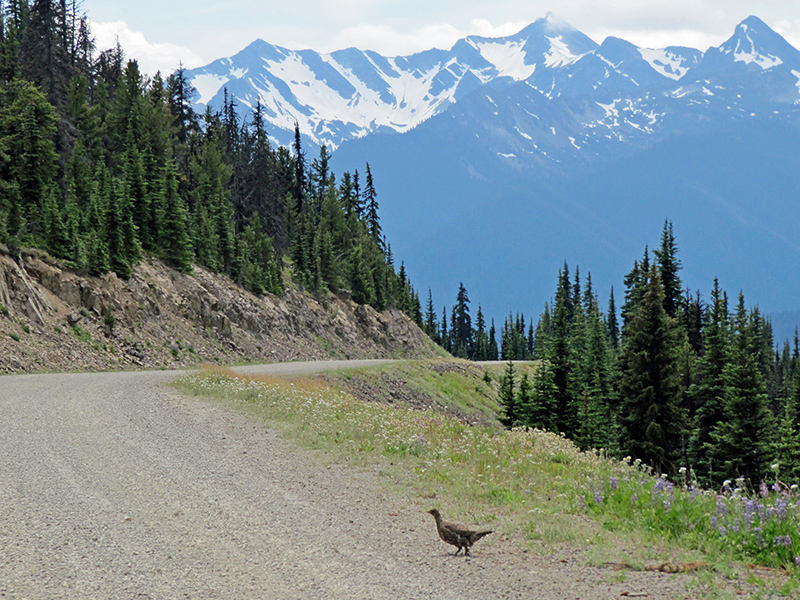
top-left (427, 509), bottom-right (492, 556)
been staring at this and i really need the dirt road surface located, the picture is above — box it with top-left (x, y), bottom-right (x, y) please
top-left (1, 364), bottom-right (702, 599)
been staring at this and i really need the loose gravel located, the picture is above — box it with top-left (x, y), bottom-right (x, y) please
top-left (0, 367), bottom-right (711, 599)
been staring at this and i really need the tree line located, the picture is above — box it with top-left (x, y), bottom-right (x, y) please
top-left (426, 221), bottom-right (800, 486)
top-left (0, 0), bottom-right (423, 319)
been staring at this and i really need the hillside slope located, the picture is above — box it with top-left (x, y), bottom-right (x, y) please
top-left (0, 247), bottom-right (439, 374)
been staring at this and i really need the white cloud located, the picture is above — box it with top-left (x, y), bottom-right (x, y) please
top-left (587, 27), bottom-right (728, 50)
top-left (90, 20), bottom-right (205, 76)
top-left (467, 18), bottom-right (531, 39)
top-left (319, 19), bottom-right (536, 56)
top-left (324, 23), bottom-right (462, 55)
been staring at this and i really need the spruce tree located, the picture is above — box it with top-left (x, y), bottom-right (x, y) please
top-left (488, 319), bottom-right (499, 360)
top-left (0, 78), bottom-right (59, 241)
top-left (774, 394), bottom-right (800, 484)
top-left (424, 289), bottom-right (438, 341)
top-left (687, 280), bottom-right (730, 484)
top-left (499, 361), bottom-right (518, 428)
top-left (619, 266), bottom-right (687, 474)
top-left (607, 287), bottom-right (619, 350)
top-left (452, 282), bottom-right (472, 359)
top-left (363, 162), bottom-right (381, 246)
top-left (708, 293), bottom-right (775, 485)
top-left (160, 161), bottom-right (193, 273)
top-left (522, 362), bottom-right (557, 431)
top-left (654, 220), bottom-right (683, 319)
top-left (474, 305), bottom-right (489, 361)
top-left (549, 268), bottom-right (577, 437)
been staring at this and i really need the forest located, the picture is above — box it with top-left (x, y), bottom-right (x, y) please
top-left (430, 222), bottom-right (800, 487)
top-left (0, 0), bottom-right (423, 318)
top-left (3, 1), bottom-right (800, 488)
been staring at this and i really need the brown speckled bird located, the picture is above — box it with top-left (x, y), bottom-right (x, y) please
top-left (427, 509), bottom-right (492, 556)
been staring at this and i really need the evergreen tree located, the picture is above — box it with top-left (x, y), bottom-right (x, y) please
top-left (424, 289), bottom-right (438, 341)
top-left (0, 77), bottom-right (58, 242)
top-left (363, 162), bottom-right (381, 245)
top-left (160, 161), bottom-right (193, 273)
top-left (499, 361), bottom-right (518, 428)
top-left (440, 305), bottom-right (450, 353)
top-left (292, 121), bottom-right (306, 211)
top-left (549, 267), bottom-right (577, 437)
top-left (488, 319), bottom-right (498, 360)
top-left (654, 220), bottom-right (683, 319)
top-left (687, 279), bottom-right (730, 485)
top-left (521, 361), bottom-right (557, 430)
top-left (619, 266), bottom-right (687, 474)
top-left (774, 394), bottom-right (800, 484)
top-left (106, 173), bottom-right (140, 279)
top-left (473, 305), bottom-right (489, 361)
top-left (452, 282), bottom-right (472, 359)
top-left (621, 248), bottom-right (649, 330)
top-left (708, 293), bottom-right (775, 485)
top-left (607, 287), bottom-right (619, 349)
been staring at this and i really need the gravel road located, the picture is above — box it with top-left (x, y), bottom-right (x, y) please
top-left (0, 364), bottom-right (705, 599)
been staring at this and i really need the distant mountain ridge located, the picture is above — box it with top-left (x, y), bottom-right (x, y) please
top-left (186, 15), bottom-right (800, 343)
top-left (186, 13), bottom-right (800, 159)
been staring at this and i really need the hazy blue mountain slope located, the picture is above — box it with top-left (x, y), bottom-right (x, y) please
top-left (332, 118), bottom-right (800, 341)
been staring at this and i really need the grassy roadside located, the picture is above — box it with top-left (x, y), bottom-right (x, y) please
top-left (175, 360), bottom-right (799, 598)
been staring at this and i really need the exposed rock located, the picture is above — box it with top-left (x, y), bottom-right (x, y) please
top-left (0, 248), bottom-right (439, 374)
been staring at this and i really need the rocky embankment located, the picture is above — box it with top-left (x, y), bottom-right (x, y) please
top-left (0, 247), bottom-right (439, 373)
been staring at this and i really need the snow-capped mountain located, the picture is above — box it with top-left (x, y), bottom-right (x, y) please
top-left (187, 13), bottom-right (621, 149)
top-left (187, 14), bottom-right (800, 158)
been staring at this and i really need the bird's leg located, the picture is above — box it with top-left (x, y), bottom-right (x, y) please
top-left (464, 547), bottom-right (470, 556)
top-left (453, 547), bottom-right (462, 556)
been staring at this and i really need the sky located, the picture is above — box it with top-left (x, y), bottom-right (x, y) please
top-left (80, 0), bottom-right (800, 77)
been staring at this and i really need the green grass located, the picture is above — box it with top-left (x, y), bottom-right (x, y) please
top-left (71, 323), bottom-right (92, 343)
top-left (175, 362), bottom-right (799, 595)
top-left (324, 359), bottom-right (536, 426)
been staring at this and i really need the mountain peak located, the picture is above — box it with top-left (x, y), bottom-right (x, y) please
top-left (719, 15), bottom-right (798, 69)
top-left (543, 12), bottom-right (571, 29)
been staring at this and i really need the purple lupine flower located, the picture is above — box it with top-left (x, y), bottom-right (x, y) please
top-left (776, 498), bottom-right (789, 519)
top-left (610, 477), bottom-right (619, 490)
top-left (631, 494), bottom-right (638, 505)
top-left (754, 527), bottom-right (765, 548)
top-left (795, 556), bottom-right (800, 567)
top-left (719, 525), bottom-right (727, 536)
top-left (594, 491), bottom-right (604, 505)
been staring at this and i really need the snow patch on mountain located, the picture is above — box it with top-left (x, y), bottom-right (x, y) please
top-left (544, 36), bottom-right (581, 67)
top-left (473, 39), bottom-right (536, 80)
top-left (638, 48), bottom-right (691, 80)
top-left (193, 73), bottom-right (231, 105)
